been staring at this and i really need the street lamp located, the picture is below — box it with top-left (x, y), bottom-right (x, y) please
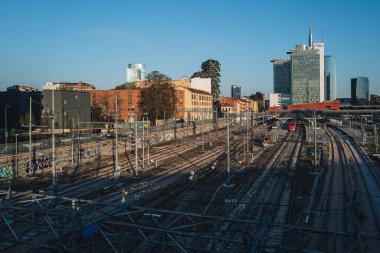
top-left (4, 105), bottom-right (11, 154)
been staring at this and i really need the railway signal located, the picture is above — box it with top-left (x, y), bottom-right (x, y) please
top-left (131, 137), bottom-right (136, 150)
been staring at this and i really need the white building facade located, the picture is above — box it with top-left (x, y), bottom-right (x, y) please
top-left (126, 64), bottom-right (146, 82)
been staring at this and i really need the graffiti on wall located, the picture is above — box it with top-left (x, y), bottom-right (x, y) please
top-left (81, 148), bottom-right (99, 161)
top-left (24, 148), bottom-right (99, 175)
top-left (24, 153), bottom-right (70, 175)
top-left (0, 164), bottom-right (13, 178)
top-left (25, 156), bottom-right (52, 175)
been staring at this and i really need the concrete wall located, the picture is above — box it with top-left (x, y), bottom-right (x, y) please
top-left (0, 120), bottom-right (227, 179)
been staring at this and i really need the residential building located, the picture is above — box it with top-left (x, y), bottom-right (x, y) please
top-left (240, 96), bottom-right (255, 112)
top-left (325, 55), bottom-right (337, 101)
top-left (191, 77), bottom-right (211, 93)
top-left (351, 76), bottom-right (369, 105)
top-left (42, 81), bottom-right (95, 91)
top-left (231, 85), bottom-right (241, 99)
top-left (172, 77), bottom-right (191, 88)
top-left (271, 58), bottom-right (291, 95)
top-left (269, 93), bottom-right (281, 107)
top-left (135, 76), bottom-right (191, 89)
top-left (7, 85), bottom-right (38, 92)
top-left (90, 89), bottom-right (142, 123)
top-left (218, 97), bottom-right (241, 115)
top-left (249, 92), bottom-right (265, 110)
top-left (42, 90), bottom-right (91, 129)
top-left (90, 86), bottom-right (212, 123)
top-left (252, 101), bottom-right (259, 112)
top-left (126, 64), bottom-right (146, 82)
top-left (177, 87), bottom-right (213, 122)
top-left (0, 86), bottom-right (41, 130)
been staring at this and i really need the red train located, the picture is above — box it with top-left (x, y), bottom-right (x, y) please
top-left (289, 123), bottom-right (296, 131)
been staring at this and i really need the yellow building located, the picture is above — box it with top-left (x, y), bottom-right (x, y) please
top-left (252, 101), bottom-right (259, 112)
top-left (176, 87), bottom-right (213, 122)
top-left (135, 77), bottom-right (212, 122)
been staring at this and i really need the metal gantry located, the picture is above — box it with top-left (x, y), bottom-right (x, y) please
top-left (1, 191), bottom-right (377, 253)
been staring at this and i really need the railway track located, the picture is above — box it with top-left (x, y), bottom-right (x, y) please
top-left (326, 126), bottom-right (380, 251)
top-left (0, 121), bottom-right (276, 252)
top-left (194, 129), bottom-right (298, 252)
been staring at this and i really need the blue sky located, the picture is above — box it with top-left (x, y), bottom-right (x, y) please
top-left (1, 0), bottom-right (379, 98)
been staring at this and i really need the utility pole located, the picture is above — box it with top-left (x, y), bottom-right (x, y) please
top-left (262, 111), bottom-right (265, 125)
top-left (202, 111), bottom-right (204, 151)
top-left (246, 112), bottom-right (249, 153)
top-left (71, 118), bottom-right (74, 164)
top-left (29, 98), bottom-right (32, 173)
top-left (142, 115), bottom-right (145, 170)
top-left (243, 137), bottom-right (246, 162)
top-left (78, 118), bottom-right (80, 163)
top-left (52, 90), bottom-right (57, 196)
top-left (251, 111), bottom-right (254, 152)
top-left (362, 128), bottom-right (366, 146)
top-left (114, 95), bottom-right (120, 180)
top-left (15, 134), bottom-right (18, 177)
top-left (314, 110), bottom-right (317, 171)
top-left (163, 110), bottom-right (166, 141)
top-left (227, 113), bottom-right (231, 184)
top-left (174, 110), bottom-right (177, 139)
top-left (134, 113), bottom-right (138, 177)
top-left (375, 125), bottom-right (378, 153)
top-left (4, 105), bottom-right (11, 154)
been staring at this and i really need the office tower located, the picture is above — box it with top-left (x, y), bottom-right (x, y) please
top-left (271, 58), bottom-right (291, 95)
top-left (351, 76), bottom-right (369, 105)
top-left (231, 85), bottom-right (241, 99)
top-left (290, 20), bottom-right (324, 104)
top-left (290, 44), bottom-right (324, 104)
top-left (126, 64), bottom-right (146, 82)
top-left (324, 55), bottom-right (336, 101)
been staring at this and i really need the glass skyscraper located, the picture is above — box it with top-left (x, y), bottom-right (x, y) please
top-left (324, 55), bottom-right (336, 101)
top-left (231, 85), bottom-right (241, 99)
top-left (291, 44), bottom-right (323, 104)
top-left (126, 64), bottom-right (146, 82)
top-left (272, 59), bottom-right (291, 94)
top-left (351, 76), bottom-right (369, 105)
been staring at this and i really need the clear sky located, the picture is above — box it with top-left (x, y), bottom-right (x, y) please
top-left (1, 0), bottom-right (379, 98)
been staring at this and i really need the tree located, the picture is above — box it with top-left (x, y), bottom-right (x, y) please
top-left (192, 59), bottom-right (221, 101)
top-left (139, 71), bottom-right (177, 123)
top-left (115, 82), bottom-right (136, 90)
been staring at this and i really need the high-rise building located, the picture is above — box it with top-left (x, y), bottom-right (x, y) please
top-left (271, 59), bottom-right (291, 94)
top-left (290, 43), bottom-right (324, 104)
top-left (272, 19), bottom-right (327, 105)
top-left (324, 55), bottom-right (336, 101)
top-left (351, 76), bottom-right (369, 105)
top-left (231, 85), bottom-right (241, 99)
top-left (290, 20), bottom-right (324, 104)
top-left (126, 64), bottom-right (146, 82)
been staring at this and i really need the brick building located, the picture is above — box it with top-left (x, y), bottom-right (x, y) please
top-left (89, 89), bottom-right (142, 122)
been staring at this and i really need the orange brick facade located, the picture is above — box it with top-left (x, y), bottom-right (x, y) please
top-left (286, 101), bottom-right (340, 111)
top-left (89, 89), bottom-right (142, 122)
top-left (89, 85), bottom-right (212, 123)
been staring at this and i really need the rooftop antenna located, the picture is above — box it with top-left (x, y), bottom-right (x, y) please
top-left (309, 16), bottom-right (313, 47)
top-left (322, 30), bottom-right (324, 43)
